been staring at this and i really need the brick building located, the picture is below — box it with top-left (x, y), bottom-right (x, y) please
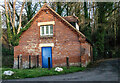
top-left (14, 3), bottom-right (93, 68)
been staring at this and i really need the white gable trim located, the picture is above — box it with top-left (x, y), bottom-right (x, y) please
top-left (76, 23), bottom-right (79, 31)
top-left (39, 43), bottom-right (54, 47)
top-left (38, 21), bottom-right (55, 26)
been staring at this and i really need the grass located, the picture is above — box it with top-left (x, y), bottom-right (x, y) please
top-left (2, 66), bottom-right (85, 80)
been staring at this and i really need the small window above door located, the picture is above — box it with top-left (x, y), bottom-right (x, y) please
top-left (40, 25), bottom-right (53, 37)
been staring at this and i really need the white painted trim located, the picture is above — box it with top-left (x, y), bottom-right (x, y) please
top-left (40, 25), bottom-right (53, 36)
top-left (44, 26), bottom-right (46, 35)
top-left (40, 26), bottom-right (42, 36)
top-left (39, 43), bottom-right (54, 47)
top-left (48, 26), bottom-right (50, 35)
top-left (38, 21), bottom-right (55, 26)
top-left (76, 23), bottom-right (79, 31)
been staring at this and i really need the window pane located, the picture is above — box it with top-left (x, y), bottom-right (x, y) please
top-left (41, 26), bottom-right (44, 34)
top-left (46, 26), bottom-right (49, 34)
top-left (50, 25), bottom-right (53, 34)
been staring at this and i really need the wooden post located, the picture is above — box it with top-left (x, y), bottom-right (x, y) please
top-left (80, 56), bottom-right (81, 67)
top-left (37, 55), bottom-right (39, 67)
top-left (29, 55), bottom-right (31, 69)
top-left (91, 46), bottom-right (93, 63)
top-left (66, 57), bottom-right (69, 69)
top-left (48, 57), bottom-right (50, 70)
top-left (80, 43), bottom-right (82, 67)
top-left (20, 54), bottom-right (22, 69)
top-left (18, 55), bottom-right (19, 69)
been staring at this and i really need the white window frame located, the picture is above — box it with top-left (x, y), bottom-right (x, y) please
top-left (40, 25), bottom-right (53, 36)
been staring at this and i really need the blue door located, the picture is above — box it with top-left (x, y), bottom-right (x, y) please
top-left (42, 47), bottom-right (52, 68)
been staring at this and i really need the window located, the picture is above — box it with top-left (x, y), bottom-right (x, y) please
top-left (40, 25), bottom-right (53, 36)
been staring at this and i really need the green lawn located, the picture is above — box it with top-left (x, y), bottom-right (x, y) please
top-left (2, 67), bottom-right (85, 80)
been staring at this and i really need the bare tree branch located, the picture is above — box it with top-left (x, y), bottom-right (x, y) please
top-left (17, 0), bottom-right (25, 34)
top-left (7, 2), bottom-right (14, 29)
top-left (12, 0), bottom-right (16, 35)
top-left (4, 0), bottom-right (9, 28)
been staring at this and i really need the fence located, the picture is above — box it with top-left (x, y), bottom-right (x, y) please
top-left (17, 55), bottom-right (70, 69)
top-left (17, 55), bottom-right (39, 69)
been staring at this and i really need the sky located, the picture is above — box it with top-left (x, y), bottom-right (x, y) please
top-left (0, 0), bottom-right (4, 11)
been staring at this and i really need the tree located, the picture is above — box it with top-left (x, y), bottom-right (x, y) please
top-left (50, 2), bottom-right (67, 16)
top-left (95, 2), bottom-right (113, 58)
top-left (4, 0), bottom-right (26, 46)
top-left (4, 0), bottom-right (12, 46)
top-left (21, 1), bottom-right (42, 26)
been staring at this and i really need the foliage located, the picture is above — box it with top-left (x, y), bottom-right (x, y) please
top-left (6, 16), bottom-right (12, 45)
top-left (2, 47), bottom-right (14, 68)
top-left (84, 2), bottom-right (88, 19)
top-left (2, 55), bottom-right (14, 68)
top-left (83, 2), bottom-right (91, 41)
top-left (3, 1), bottom-right (37, 47)
top-left (24, 2), bottom-right (41, 24)
top-left (2, 47), bottom-right (14, 56)
top-left (93, 46), bottom-right (98, 61)
top-left (2, 67), bottom-right (86, 79)
top-left (11, 20), bottom-right (32, 46)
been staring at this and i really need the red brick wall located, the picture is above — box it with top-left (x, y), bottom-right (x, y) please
top-left (80, 42), bottom-right (91, 67)
top-left (14, 6), bottom-right (92, 68)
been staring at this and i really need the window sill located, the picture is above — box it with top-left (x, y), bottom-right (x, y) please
top-left (40, 35), bottom-right (53, 38)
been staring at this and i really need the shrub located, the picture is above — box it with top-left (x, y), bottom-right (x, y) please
top-left (2, 47), bottom-right (14, 68)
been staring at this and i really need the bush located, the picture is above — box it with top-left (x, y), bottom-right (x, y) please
top-left (2, 47), bottom-right (14, 68)
top-left (2, 47), bottom-right (14, 56)
top-left (112, 49), bottom-right (120, 58)
top-left (2, 55), bottom-right (14, 68)
top-left (93, 46), bottom-right (98, 61)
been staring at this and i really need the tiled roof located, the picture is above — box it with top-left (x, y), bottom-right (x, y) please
top-left (62, 16), bottom-right (78, 23)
